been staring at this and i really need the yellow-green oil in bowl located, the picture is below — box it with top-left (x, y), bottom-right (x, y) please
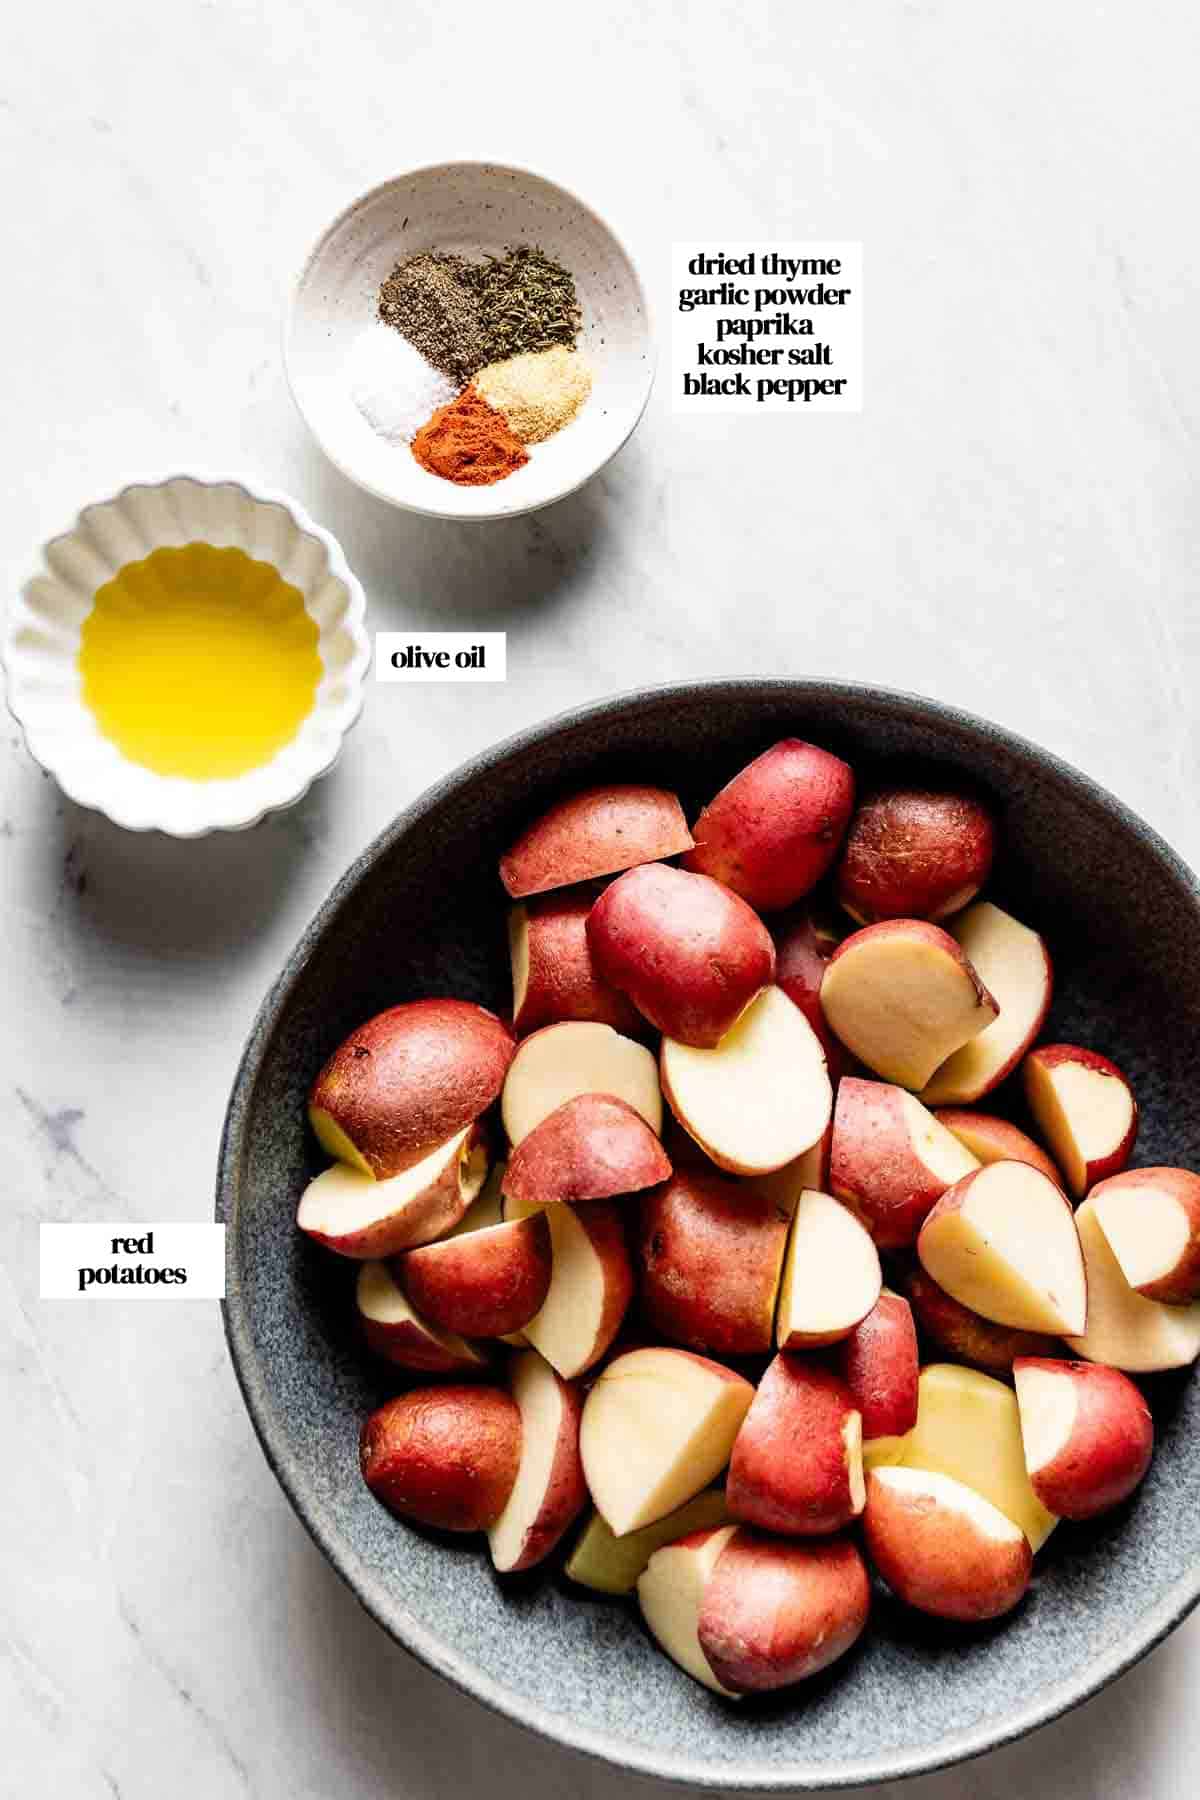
top-left (78, 543), bottom-right (322, 780)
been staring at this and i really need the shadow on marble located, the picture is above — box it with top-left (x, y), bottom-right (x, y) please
top-left (300, 444), bottom-right (618, 628)
top-left (33, 761), bottom-right (348, 962)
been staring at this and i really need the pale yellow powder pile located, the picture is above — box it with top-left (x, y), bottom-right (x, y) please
top-left (475, 347), bottom-right (593, 444)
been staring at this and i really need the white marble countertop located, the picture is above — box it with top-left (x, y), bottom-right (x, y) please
top-left (5, 2), bottom-right (1200, 1794)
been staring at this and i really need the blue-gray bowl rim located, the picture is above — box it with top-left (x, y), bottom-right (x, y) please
top-left (216, 676), bottom-right (1200, 1790)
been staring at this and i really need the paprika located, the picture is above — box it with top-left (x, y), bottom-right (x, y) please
top-left (411, 387), bottom-right (529, 486)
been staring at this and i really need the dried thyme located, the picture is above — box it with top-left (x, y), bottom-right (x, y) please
top-left (377, 244), bottom-right (582, 383)
top-left (462, 245), bottom-right (583, 364)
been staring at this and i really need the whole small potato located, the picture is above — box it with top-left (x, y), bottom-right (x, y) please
top-left (360, 1386), bottom-right (520, 1531)
top-left (837, 786), bottom-right (996, 924)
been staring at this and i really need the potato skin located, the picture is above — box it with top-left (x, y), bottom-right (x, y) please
top-left (698, 1529), bottom-right (870, 1692)
top-left (837, 1291), bottom-right (919, 1439)
top-left (309, 1000), bottom-right (514, 1180)
top-left (683, 739), bottom-right (855, 912)
top-left (774, 905), bottom-right (851, 1081)
top-left (587, 863), bottom-right (775, 1048)
top-left (863, 1471), bottom-right (1032, 1621)
top-left (510, 891), bottom-right (642, 1037)
top-left (503, 1093), bottom-right (672, 1207)
top-left (500, 785), bottom-right (693, 898)
top-left (401, 1215), bottom-right (553, 1339)
top-left (727, 1357), bottom-right (862, 1535)
top-left (636, 1168), bottom-right (789, 1355)
top-left (837, 786), bottom-right (996, 924)
top-left (360, 1387), bottom-right (520, 1531)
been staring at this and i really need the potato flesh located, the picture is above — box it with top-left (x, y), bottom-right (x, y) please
top-left (1092, 1186), bottom-right (1189, 1292)
top-left (777, 1190), bottom-right (881, 1344)
top-left (488, 1352), bottom-right (569, 1572)
top-left (1066, 1200), bottom-right (1200, 1370)
top-left (901, 1363), bottom-right (1057, 1550)
top-left (662, 986), bottom-right (831, 1174)
top-left (921, 904), bottom-right (1047, 1104)
top-left (567, 1491), bottom-right (731, 1595)
top-left (502, 1023), bottom-right (662, 1146)
top-left (920, 1163), bottom-right (1086, 1335)
top-left (581, 1350), bottom-right (752, 1536)
top-left (637, 1527), bottom-right (740, 1695)
top-left (299, 1127), bottom-right (474, 1236)
top-left (823, 936), bottom-right (996, 1090)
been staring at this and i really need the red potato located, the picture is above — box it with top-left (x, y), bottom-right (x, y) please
top-left (509, 893), bottom-right (641, 1037)
top-left (774, 904), bottom-right (852, 1081)
top-left (1089, 1167), bottom-right (1200, 1304)
top-left (919, 902), bottom-right (1053, 1105)
top-left (821, 920), bottom-right (998, 1090)
top-left (401, 1213), bottom-right (552, 1340)
top-left (1013, 1357), bottom-right (1153, 1521)
top-left (502, 1194), bottom-right (634, 1379)
top-left (636, 1526), bottom-right (742, 1696)
top-left (727, 1356), bottom-right (865, 1536)
top-left (587, 863), bottom-right (775, 1047)
top-left (1023, 1044), bottom-right (1139, 1199)
top-left (682, 739), bottom-right (855, 912)
top-left (775, 1190), bottom-right (882, 1349)
top-left (1064, 1197), bottom-right (1200, 1372)
top-left (864, 1468), bottom-right (1031, 1622)
top-left (360, 1386), bottom-right (521, 1532)
top-left (501, 1021), bottom-right (662, 1147)
top-left (636, 1167), bottom-right (790, 1356)
top-left (898, 1262), bottom-right (1062, 1373)
top-left (308, 999), bottom-right (513, 1180)
top-left (355, 1259), bottom-right (491, 1375)
top-left (903, 1363), bottom-right (1057, 1550)
top-left (500, 784), bottom-right (693, 899)
top-left (837, 785), bottom-right (996, 924)
top-left (503, 1093), bottom-right (671, 1207)
top-left (836, 1290), bottom-right (919, 1465)
top-left (696, 1530), bottom-right (870, 1694)
top-left (661, 986), bottom-right (832, 1176)
top-left (830, 1077), bottom-right (979, 1250)
top-left (580, 1347), bottom-right (755, 1536)
top-left (297, 1124), bottom-right (489, 1259)
top-left (917, 1161), bottom-right (1087, 1336)
top-left (488, 1352), bottom-right (587, 1573)
top-left (933, 1107), bottom-right (1063, 1187)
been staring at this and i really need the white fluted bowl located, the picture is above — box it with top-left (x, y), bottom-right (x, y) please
top-left (4, 476), bottom-right (370, 836)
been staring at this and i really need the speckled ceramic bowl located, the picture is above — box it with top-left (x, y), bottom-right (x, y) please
top-left (218, 681), bottom-right (1200, 1789)
top-left (285, 162), bottom-right (655, 521)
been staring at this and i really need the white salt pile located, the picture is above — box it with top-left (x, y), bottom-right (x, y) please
top-left (346, 322), bottom-right (458, 444)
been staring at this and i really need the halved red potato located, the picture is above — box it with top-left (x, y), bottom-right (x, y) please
top-left (836, 784), bottom-right (996, 924)
top-left (308, 999), bottom-right (513, 1179)
top-left (775, 1190), bottom-right (882, 1349)
top-left (509, 892), bottom-right (641, 1037)
top-left (587, 862), bottom-right (775, 1046)
top-left (501, 1021), bottom-right (662, 1147)
top-left (500, 784), bottom-right (693, 898)
top-left (297, 1124), bottom-right (489, 1259)
top-left (836, 1289), bottom-right (919, 1467)
top-left (727, 1357), bottom-right (864, 1536)
top-left (1023, 1044), bottom-right (1139, 1198)
top-left (682, 739), bottom-right (855, 912)
top-left (919, 903), bottom-right (1053, 1106)
top-left (355, 1259), bottom-right (490, 1375)
top-left (821, 921), bottom-right (998, 1090)
top-left (661, 986), bottom-right (832, 1176)
top-left (696, 1530), bottom-right (870, 1693)
top-left (503, 1093), bottom-right (671, 1207)
top-left (933, 1107), bottom-right (1063, 1186)
top-left (502, 1193), bottom-right (634, 1379)
top-left (917, 1161), bottom-right (1087, 1336)
top-left (1013, 1356), bottom-right (1153, 1520)
top-left (864, 1467), bottom-right (1031, 1621)
top-left (360, 1386), bottom-right (520, 1532)
top-left (401, 1213), bottom-right (552, 1339)
top-left (636, 1167), bottom-right (790, 1356)
top-left (898, 1262), bottom-right (1062, 1373)
top-left (1064, 1197), bottom-right (1200, 1372)
top-left (1089, 1167), bottom-right (1200, 1303)
top-left (488, 1352), bottom-right (587, 1573)
top-left (830, 1077), bottom-right (979, 1249)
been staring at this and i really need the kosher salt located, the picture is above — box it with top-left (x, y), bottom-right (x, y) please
top-left (346, 322), bottom-right (458, 445)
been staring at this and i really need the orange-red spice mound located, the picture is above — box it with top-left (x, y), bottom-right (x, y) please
top-left (411, 387), bottom-right (529, 486)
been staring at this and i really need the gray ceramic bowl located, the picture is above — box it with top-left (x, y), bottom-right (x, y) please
top-left (218, 680), bottom-right (1200, 1789)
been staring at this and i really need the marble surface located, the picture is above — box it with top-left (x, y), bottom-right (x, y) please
top-left (4, 1), bottom-right (1200, 1795)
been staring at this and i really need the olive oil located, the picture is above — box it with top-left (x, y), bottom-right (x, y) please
top-left (79, 543), bottom-right (322, 780)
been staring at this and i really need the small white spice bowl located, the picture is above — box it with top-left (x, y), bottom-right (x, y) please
top-left (4, 475), bottom-right (370, 836)
top-left (285, 162), bottom-right (656, 521)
